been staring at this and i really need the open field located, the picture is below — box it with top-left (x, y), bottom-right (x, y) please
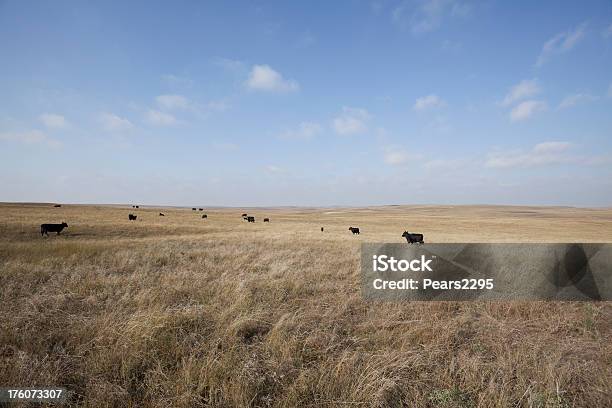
top-left (1, 203), bottom-right (611, 407)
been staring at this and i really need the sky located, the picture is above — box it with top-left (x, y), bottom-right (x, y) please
top-left (1, 0), bottom-right (612, 207)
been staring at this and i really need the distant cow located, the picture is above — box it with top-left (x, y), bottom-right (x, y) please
top-left (247, 216), bottom-right (255, 223)
top-left (192, 208), bottom-right (196, 211)
top-left (53, 204), bottom-right (61, 208)
top-left (198, 208), bottom-right (203, 211)
top-left (321, 227), bottom-right (324, 232)
top-left (202, 214), bottom-right (207, 219)
top-left (41, 222), bottom-right (68, 236)
top-left (135, 205), bottom-right (139, 209)
top-left (241, 213), bottom-right (248, 217)
top-left (263, 218), bottom-right (270, 222)
top-left (128, 214), bottom-right (137, 221)
top-left (402, 231), bottom-right (424, 244)
top-left (349, 227), bottom-right (360, 235)
top-left (159, 213), bottom-right (165, 216)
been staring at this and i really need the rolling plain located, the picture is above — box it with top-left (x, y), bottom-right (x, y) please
top-left (1, 203), bottom-right (611, 407)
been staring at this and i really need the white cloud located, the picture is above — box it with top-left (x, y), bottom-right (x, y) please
top-left (280, 122), bottom-right (322, 140)
top-left (0, 130), bottom-right (60, 147)
top-left (558, 93), bottom-right (596, 109)
top-left (264, 165), bottom-right (283, 174)
top-left (536, 23), bottom-right (587, 67)
top-left (602, 23), bottom-right (612, 38)
top-left (393, 0), bottom-right (469, 34)
top-left (414, 94), bottom-right (446, 111)
top-left (146, 110), bottom-right (178, 126)
top-left (332, 107), bottom-right (370, 135)
top-left (384, 149), bottom-right (411, 165)
top-left (509, 100), bottom-right (547, 122)
top-left (501, 79), bottom-right (540, 106)
top-left (155, 94), bottom-right (190, 110)
top-left (246, 65), bottom-right (299, 92)
top-left (98, 112), bottom-right (134, 131)
top-left (485, 141), bottom-right (574, 168)
top-left (38, 113), bottom-right (68, 129)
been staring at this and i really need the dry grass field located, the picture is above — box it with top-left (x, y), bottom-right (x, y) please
top-left (1, 203), bottom-right (611, 407)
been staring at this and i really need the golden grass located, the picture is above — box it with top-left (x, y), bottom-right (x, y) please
top-left (0, 203), bottom-right (611, 407)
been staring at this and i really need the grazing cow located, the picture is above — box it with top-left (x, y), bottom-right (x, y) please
top-left (53, 204), bottom-right (61, 208)
top-left (199, 208), bottom-right (203, 211)
top-left (135, 205), bottom-right (139, 208)
top-left (202, 214), bottom-right (207, 219)
top-left (247, 216), bottom-right (255, 223)
top-left (41, 222), bottom-right (68, 236)
top-left (192, 208), bottom-right (196, 211)
top-left (349, 227), bottom-right (360, 235)
top-left (159, 213), bottom-right (165, 216)
top-left (128, 214), bottom-right (137, 221)
top-left (402, 231), bottom-right (424, 244)
top-left (263, 218), bottom-right (270, 222)
top-left (321, 227), bottom-right (324, 232)
top-left (241, 213), bottom-right (248, 217)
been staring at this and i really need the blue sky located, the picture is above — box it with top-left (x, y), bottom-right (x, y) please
top-left (1, 0), bottom-right (612, 206)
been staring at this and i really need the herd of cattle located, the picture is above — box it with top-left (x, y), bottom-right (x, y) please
top-left (41, 205), bottom-right (425, 243)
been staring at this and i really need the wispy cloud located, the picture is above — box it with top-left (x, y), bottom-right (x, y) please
top-left (485, 141), bottom-right (575, 168)
top-left (279, 122), bottom-right (322, 140)
top-left (98, 112), bottom-right (134, 131)
top-left (296, 31), bottom-right (316, 48)
top-left (145, 110), bottom-right (178, 126)
top-left (332, 107), bottom-right (370, 135)
top-left (414, 94), bottom-right (446, 111)
top-left (602, 23), bottom-right (612, 38)
top-left (383, 148), bottom-right (413, 165)
top-left (510, 100), bottom-right (547, 122)
top-left (558, 93), bottom-right (597, 109)
top-left (213, 57), bottom-right (246, 73)
top-left (155, 94), bottom-right (190, 110)
top-left (161, 74), bottom-right (194, 88)
top-left (38, 113), bottom-right (68, 129)
top-left (501, 79), bottom-right (540, 106)
top-left (246, 65), bottom-right (299, 92)
top-left (536, 23), bottom-right (587, 67)
top-left (0, 130), bottom-right (60, 147)
top-left (264, 164), bottom-right (284, 174)
top-left (393, 0), bottom-right (470, 34)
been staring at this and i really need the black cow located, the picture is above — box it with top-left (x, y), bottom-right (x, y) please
top-left (349, 227), bottom-right (360, 235)
top-left (199, 208), bottom-right (203, 211)
top-left (247, 216), bottom-right (255, 223)
top-left (135, 205), bottom-right (139, 209)
top-left (128, 214), bottom-right (137, 221)
top-left (53, 204), bottom-right (61, 208)
top-left (192, 208), bottom-right (196, 211)
top-left (321, 227), bottom-right (324, 232)
top-left (41, 222), bottom-right (68, 236)
top-left (402, 231), bottom-right (424, 244)
top-left (202, 214), bottom-right (207, 219)
top-left (263, 218), bottom-right (270, 222)
top-left (159, 213), bottom-right (165, 216)
top-left (241, 213), bottom-right (248, 217)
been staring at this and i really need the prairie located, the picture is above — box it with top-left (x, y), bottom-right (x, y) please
top-left (0, 203), bottom-right (611, 407)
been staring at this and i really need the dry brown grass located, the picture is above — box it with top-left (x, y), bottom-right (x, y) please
top-left (1, 203), bottom-right (611, 407)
